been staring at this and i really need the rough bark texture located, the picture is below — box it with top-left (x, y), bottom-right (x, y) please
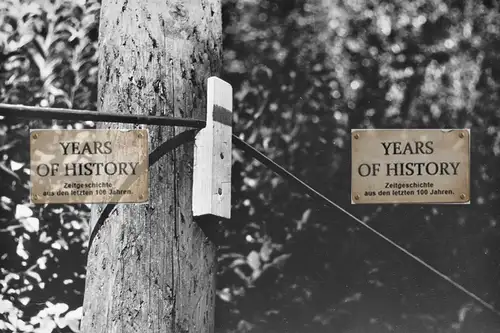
top-left (81, 0), bottom-right (222, 332)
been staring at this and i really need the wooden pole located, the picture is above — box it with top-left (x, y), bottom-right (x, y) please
top-left (81, 0), bottom-right (222, 332)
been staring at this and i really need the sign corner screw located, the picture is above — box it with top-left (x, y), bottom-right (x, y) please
top-left (32, 133), bottom-right (38, 140)
top-left (460, 193), bottom-right (466, 200)
top-left (33, 194), bottom-right (39, 200)
top-left (354, 194), bottom-right (360, 200)
top-left (353, 133), bottom-right (359, 139)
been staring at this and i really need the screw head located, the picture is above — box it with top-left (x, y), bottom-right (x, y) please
top-left (33, 194), bottom-right (39, 201)
top-left (139, 194), bottom-right (144, 200)
top-left (354, 194), bottom-right (360, 200)
top-left (460, 193), bottom-right (466, 200)
top-left (353, 133), bottom-right (359, 139)
top-left (459, 132), bottom-right (465, 138)
top-left (137, 132), bottom-right (144, 138)
top-left (32, 133), bottom-right (38, 140)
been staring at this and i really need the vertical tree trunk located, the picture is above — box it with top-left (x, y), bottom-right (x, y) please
top-left (81, 0), bottom-right (222, 332)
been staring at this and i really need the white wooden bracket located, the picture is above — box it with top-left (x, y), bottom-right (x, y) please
top-left (192, 77), bottom-right (232, 219)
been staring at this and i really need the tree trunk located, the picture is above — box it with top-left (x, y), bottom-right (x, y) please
top-left (81, 0), bottom-right (222, 332)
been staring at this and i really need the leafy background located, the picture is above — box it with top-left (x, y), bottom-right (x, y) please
top-left (1, 0), bottom-right (500, 332)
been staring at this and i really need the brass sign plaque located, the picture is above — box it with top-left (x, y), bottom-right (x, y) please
top-left (351, 129), bottom-right (470, 204)
top-left (30, 129), bottom-right (149, 204)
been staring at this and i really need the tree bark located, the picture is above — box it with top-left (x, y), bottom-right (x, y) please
top-left (81, 0), bottom-right (222, 332)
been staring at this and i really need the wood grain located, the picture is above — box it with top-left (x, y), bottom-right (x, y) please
top-left (81, 0), bottom-right (222, 332)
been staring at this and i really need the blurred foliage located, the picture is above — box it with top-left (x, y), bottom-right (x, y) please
top-left (0, 0), bottom-right (98, 331)
top-left (1, 0), bottom-right (500, 332)
top-left (219, 0), bottom-right (500, 332)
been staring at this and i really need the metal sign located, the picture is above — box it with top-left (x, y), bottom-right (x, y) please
top-left (30, 129), bottom-right (149, 204)
top-left (351, 129), bottom-right (470, 204)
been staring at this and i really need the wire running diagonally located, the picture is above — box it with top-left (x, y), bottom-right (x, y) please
top-left (4, 102), bottom-right (496, 318)
top-left (232, 134), bottom-right (500, 319)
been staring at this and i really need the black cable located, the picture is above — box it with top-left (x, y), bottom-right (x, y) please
top-left (0, 104), bottom-right (206, 129)
top-left (232, 134), bottom-right (500, 318)
top-left (4, 102), bottom-right (497, 317)
top-left (88, 130), bottom-right (197, 249)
